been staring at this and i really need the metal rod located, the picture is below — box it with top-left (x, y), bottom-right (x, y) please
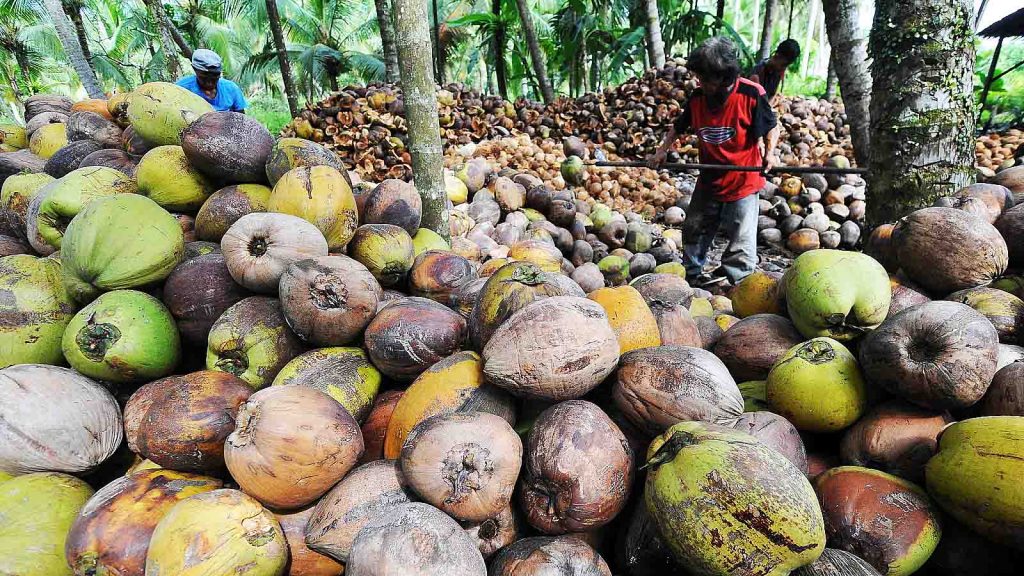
top-left (591, 160), bottom-right (868, 175)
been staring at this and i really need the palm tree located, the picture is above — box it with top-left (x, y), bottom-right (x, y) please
top-left (141, 0), bottom-right (183, 79)
top-left (373, 0), bottom-right (399, 82)
top-left (513, 0), bottom-right (553, 102)
top-left (642, 0), bottom-right (665, 68)
top-left (41, 0), bottom-right (104, 96)
top-left (264, 0), bottom-right (300, 116)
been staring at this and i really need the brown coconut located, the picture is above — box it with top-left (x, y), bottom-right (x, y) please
top-left (462, 505), bottom-right (519, 559)
top-left (0, 235), bottom-right (29, 256)
top-left (43, 139), bottom-right (102, 178)
top-left (363, 179), bottom-right (422, 234)
top-left (224, 385), bottom-right (363, 509)
top-left (840, 400), bottom-right (952, 482)
top-left (221, 212), bottom-right (329, 293)
top-left (275, 505), bottom-right (345, 576)
top-left (66, 111), bottom-right (122, 148)
top-left (794, 549), bottom-right (882, 576)
top-left (195, 184), bottom-right (271, 242)
top-left (889, 273), bottom-right (931, 316)
top-left (409, 250), bottom-right (476, 306)
top-left (865, 224), bottom-right (899, 272)
top-left (399, 411), bottom-right (522, 522)
top-left (995, 202), bottom-right (1024, 267)
top-left (125, 370), bottom-right (252, 473)
top-left (520, 400), bottom-right (633, 534)
top-left (79, 148), bottom-right (137, 176)
top-left (730, 411), bottom-right (808, 473)
top-left (364, 296), bottom-right (467, 381)
top-left (161, 252), bottom-right (250, 345)
top-left (483, 296), bottom-right (619, 401)
top-left (859, 301), bottom-right (1000, 411)
top-left (345, 502), bottom-right (486, 576)
top-left (893, 207), bottom-right (1007, 294)
top-left (181, 111), bottom-right (274, 183)
top-left (992, 165), bottom-right (1024, 193)
top-left (305, 460), bottom-right (414, 563)
top-left (358, 390), bottom-right (404, 465)
top-left (279, 255), bottom-right (382, 347)
top-left (979, 361), bottom-right (1024, 416)
top-left (491, 536), bottom-right (612, 576)
top-left (713, 314), bottom-right (804, 381)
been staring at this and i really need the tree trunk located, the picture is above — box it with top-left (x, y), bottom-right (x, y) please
top-left (757, 0), bottom-right (779, 61)
top-left (824, 55), bottom-right (837, 99)
top-left (374, 0), bottom-right (400, 83)
top-left (166, 19), bottom-right (195, 60)
top-left (431, 0), bottom-right (444, 84)
top-left (393, 0), bottom-right (449, 240)
top-left (265, 0), bottom-right (301, 118)
top-left (42, 0), bottom-right (104, 98)
top-left (822, 0), bottom-right (871, 168)
top-left (715, 0), bottom-right (725, 32)
top-left (514, 0), bottom-right (554, 103)
top-left (141, 0), bottom-right (182, 80)
top-left (492, 0), bottom-right (508, 99)
top-left (63, 2), bottom-right (92, 64)
top-left (867, 0), bottom-right (975, 224)
top-left (801, 0), bottom-right (819, 77)
top-left (643, 0), bottom-right (666, 69)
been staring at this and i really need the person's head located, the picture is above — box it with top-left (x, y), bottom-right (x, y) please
top-left (688, 37), bottom-right (741, 98)
top-left (191, 48), bottom-right (223, 90)
top-left (773, 39), bottom-right (801, 68)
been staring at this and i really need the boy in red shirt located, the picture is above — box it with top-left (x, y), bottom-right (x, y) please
top-left (649, 37), bottom-right (780, 287)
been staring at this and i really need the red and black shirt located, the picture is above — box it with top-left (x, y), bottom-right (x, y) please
top-left (673, 78), bottom-right (777, 202)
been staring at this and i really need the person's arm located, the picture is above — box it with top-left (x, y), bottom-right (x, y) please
top-left (763, 125), bottom-right (781, 173)
top-left (231, 82), bottom-right (248, 114)
top-left (648, 100), bottom-right (692, 169)
top-left (752, 91), bottom-right (780, 172)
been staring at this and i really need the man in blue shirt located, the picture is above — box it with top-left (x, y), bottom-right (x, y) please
top-left (176, 49), bottom-right (248, 113)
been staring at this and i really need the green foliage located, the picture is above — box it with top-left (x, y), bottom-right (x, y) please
top-left (247, 93), bottom-right (293, 134)
top-left (976, 42), bottom-right (1024, 130)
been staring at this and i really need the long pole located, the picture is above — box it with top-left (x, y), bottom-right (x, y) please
top-left (592, 160), bottom-right (868, 175)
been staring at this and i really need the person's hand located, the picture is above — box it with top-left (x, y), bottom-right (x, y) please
top-left (647, 149), bottom-right (668, 170)
top-left (764, 152), bottom-right (781, 175)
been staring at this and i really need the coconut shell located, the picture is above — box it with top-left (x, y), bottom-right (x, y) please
top-left (125, 371), bottom-right (252, 472)
top-left (815, 467), bottom-right (941, 576)
top-left (945, 286), bottom-right (1024, 342)
top-left (346, 502), bottom-right (486, 576)
top-left (492, 536), bottom-right (612, 576)
top-left (24, 111), bottom-right (68, 136)
top-left (483, 296), bottom-right (619, 401)
top-left (359, 389), bottom-right (403, 464)
top-left (979, 361), bottom-right (1024, 416)
top-left (0, 364), bottom-right (122, 474)
top-left (79, 148), bottom-right (137, 176)
top-left (225, 385), bottom-right (363, 509)
top-left (730, 411), bottom-right (808, 473)
top-left (65, 111), bottom-right (122, 148)
top-left (992, 165), bottom-right (1024, 193)
top-left (265, 137), bottom-right (352, 188)
top-left (305, 460), bottom-right (414, 563)
top-left (714, 314), bottom-right (804, 381)
top-left (859, 301), bottom-right (999, 410)
top-left (864, 224), bottom-right (898, 272)
top-left (25, 94), bottom-right (72, 120)
top-left (613, 345), bottom-right (744, 435)
top-left (276, 505), bottom-right (345, 576)
top-left (889, 273), bottom-right (931, 316)
top-left (409, 250), bottom-right (476, 307)
top-left (363, 179), bottom-right (422, 234)
top-left (462, 505), bottom-right (519, 559)
top-left (520, 400), bottom-right (633, 534)
top-left (221, 212), bottom-right (329, 293)
top-left (364, 296), bottom-right (467, 381)
top-left (43, 139), bottom-right (102, 178)
top-left (995, 202), bottom-right (1024, 267)
top-left (279, 255), bottom-right (382, 346)
top-left (271, 347), bottom-right (381, 423)
top-left (195, 183), bottom-right (272, 242)
top-left (162, 252), bottom-right (250, 345)
top-left (839, 400), bottom-right (951, 483)
top-left (181, 111), bottom-right (274, 183)
top-left (794, 548), bottom-right (882, 576)
top-left (65, 469), bottom-right (222, 576)
top-left (894, 207), bottom-right (1007, 294)
top-left (0, 149), bottom-right (46, 187)
top-left (347, 223), bottom-right (416, 286)
top-left (205, 296), bottom-right (307, 389)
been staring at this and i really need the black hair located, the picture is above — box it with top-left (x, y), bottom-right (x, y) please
top-left (777, 39), bottom-right (801, 61)
top-left (687, 37), bottom-right (741, 84)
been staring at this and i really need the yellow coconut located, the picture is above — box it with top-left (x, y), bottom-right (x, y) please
top-left (412, 227), bottom-right (450, 256)
top-left (689, 297), bottom-right (714, 318)
top-left (0, 124), bottom-right (28, 149)
top-left (136, 145), bottom-right (215, 212)
top-left (508, 239), bottom-right (562, 272)
top-left (271, 347), bottom-right (382, 423)
top-left (588, 286), bottom-right (662, 354)
top-left (729, 270), bottom-right (784, 317)
top-left (126, 82), bottom-right (214, 146)
top-left (28, 123), bottom-right (68, 160)
top-left (268, 165), bottom-right (358, 250)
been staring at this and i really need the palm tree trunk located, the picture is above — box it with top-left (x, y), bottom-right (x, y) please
top-left (513, 0), bottom-right (554, 103)
top-left (63, 2), bottom-right (92, 64)
top-left (492, 0), bottom-right (508, 99)
top-left (643, 0), bottom-right (666, 69)
top-left (866, 0), bottom-right (975, 223)
top-left (141, 0), bottom-right (182, 80)
top-left (431, 0), bottom-right (444, 84)
top-left (824, 56), bottom-right (837, 100)
top-left (373, 0), bottom-right (400, 83)
top-left (801, 0), bottom-right (819, 77)
top-left (393, 0), bottom-right (449, 240)
top-left (42, 0), bottom-right (104, 98)
top-left (757, 0), bottom-right (780, 61)
top-left (166, 19), bottom-right (194, 60)
top-left (822, 0), bottom-right (871, 168)
top-left (715, 0), bottom-right (725, 32)
top-left (265, 0), bottom-right (300, 118)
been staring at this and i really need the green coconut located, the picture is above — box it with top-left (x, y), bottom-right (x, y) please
top-left (0, 472), bottom-right (94, 576)
top-left (560, 155), bottom-right (586, 186)
top-left (125, 82), bottom-right (214, 146)
top-left (194, 184), bottom-right (272, 241)
top-left (264, 137), bottom-right (350, 187)
top-left (783, 249), bottom-right (891, 340)
top-left (144, 489), bottom-right (288, 576)
top-left (598, 254), bottom-right (630, 286)
top-left (206, 296), bottom-right (306, 389)
top-left (654, 262), bottom-right (688, 277)
top-left (767, 338), bottom-right (868, 433)
top-left (28, 123), bottom-right (68, 160)
top-left (62, 289), bottom-right (180, 383)
top-left (61, 194), bottom-right (184, 303)
top-left (738, 380), bottom-right (770, 412)
top-left (348, 224), bottom-right (415, 287)
top-left (26, 166), bottom-right (138, 255)
top-left (272, 347), bottom-right (381, 423)
top-left (1, 172), bottom-right (54, 240)
top-left (411, 227), bottom-right (450, 256)
top-left (0, 254), bottom-right (76, 367)
top-left (267, 165), bottom-right (358, 250)
top-left (136, 145), bottom-right (216, 212)
top-left (645, 421), bottom-right (826, 575)
top-left (925, 416), bottom-right (1024, 549)
top-left (0, 124), bottom-right (28, 149)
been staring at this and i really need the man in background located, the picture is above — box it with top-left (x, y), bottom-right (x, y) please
top-left (648, 37), bottom-right (780, 287)
top-left (176, 49), bottom-right (248, 113)
top-left (749, 39), bottom-right (801, 106)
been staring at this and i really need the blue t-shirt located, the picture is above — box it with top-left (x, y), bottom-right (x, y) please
top-left (175, 76), bottom-right (248, 112)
